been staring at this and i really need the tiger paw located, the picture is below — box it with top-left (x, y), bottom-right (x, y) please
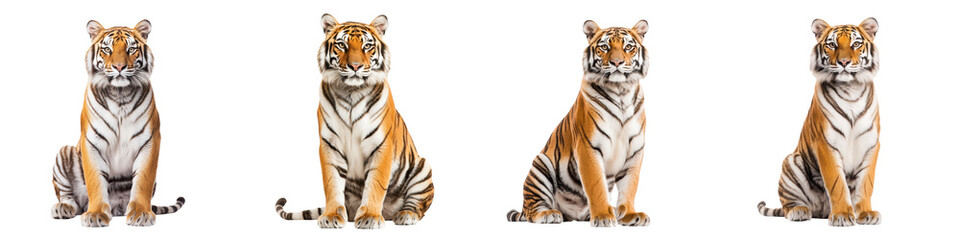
top-left (354, 207), bottom-right (385, 229)
top-left (80, 211), bottom-right (111, 227)
top-left (590, 206), bottom-right (616, 227)
top-left (317, 206), bottom-right (346, 229)
top-left (393, 210), bottom-right (421, 225)
top-left (618, 212), bottom-right (650, 227)
top-left (125, 208), bottom-right (156, 227)
top-left (529, 209), bottom-right (562, 224)
top-left (828, 210), bottom-right (856, 227)
top-left (51, 202), bottom-right (77, 219)
top-left (856, 211), bottom-right (881, 225)
top-left (785, 206), bottom-right (812, 221)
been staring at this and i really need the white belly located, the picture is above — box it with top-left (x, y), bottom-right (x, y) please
top-left (321, 109), bottom-right (387, 180)
top-left (598, 113), bottom-right (645, 177)
top-left (825, 119), bottom-right (878, 174)
top-left (819, 83), bottom-right (879, 176)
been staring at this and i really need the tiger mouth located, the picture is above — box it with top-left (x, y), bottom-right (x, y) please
top-left (600, 71), bottom-right (642, 83)
top-left (104, 69), bottom-right (138, 77)
top-left (827, 67), bottom-right (862, 73)
top-left (336, 68), bottom-right (377, 86)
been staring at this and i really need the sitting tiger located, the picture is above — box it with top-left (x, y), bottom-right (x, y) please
top-left (757, 18), bottom-right (882, 227)
top-left (506, 19), bottom-right (651, 227)
top-left (275, 14), bottom-right (434, 229)
top-left (50, 20), bottom-right (185, 227)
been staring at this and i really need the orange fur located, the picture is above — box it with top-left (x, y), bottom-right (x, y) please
top-left (77, 96), bottom-right (110, 224)
top-left (304, 15), bottom-right (433, 229)
top-left (512, 21), bottom-right (650, 227)
top-left (800, 92), bottom-right (855, 220)
top-left (570, 95), bottom-right (615, 222)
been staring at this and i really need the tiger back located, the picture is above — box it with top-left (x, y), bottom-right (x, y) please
top-left (50, 19), bottom-right (185, 228)
top-left (275, 14), bottom-right (434, 229)
top-left (757, 18), bottom-right (881, 227)
top-left (506, 19), bottom-right (651, 227)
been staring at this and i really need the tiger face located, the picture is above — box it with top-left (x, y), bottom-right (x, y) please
top-left (318, 14), bottom-right (390, 88)
top-left (85, 20), bottom-right (153, 88)
top-left (810, 18), bottom-right (879, 83)
top-left (582, 20), bottom-right (649, 84)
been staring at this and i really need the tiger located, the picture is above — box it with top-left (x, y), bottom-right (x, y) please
top-left (757, 18), bottom-right (881, 227)
top-left (505, 19), bottom-right (651, 227)
top-left (275, 14), bottom-right (434, 229)
top-left (50, 19), bottom-right (185, 227)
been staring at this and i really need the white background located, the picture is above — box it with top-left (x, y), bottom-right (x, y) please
top-left (1, 0), bottom-right (956, 239)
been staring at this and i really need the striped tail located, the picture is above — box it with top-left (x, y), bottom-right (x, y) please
top-left (506, 209), bottom-right (526, 222)
top-left (152, 197), bottom-right (186, 215)
top-left (757, 201), bottom-right (783, 217)
top-left (276, 198), bottom-right (323, 220)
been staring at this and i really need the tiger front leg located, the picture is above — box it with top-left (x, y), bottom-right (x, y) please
top-left (78, 143), bottom-right (112, 227)
top-left (126, 139), bottom-right (159, 227)
top-left (354, 147), bottom-right (395, 229)
top-left (815, 149), bottom-right (856, 227)
top-left (853, 147), bottom-right (881, 225)
top-left (614, 164), bottom-right (650, 227)
top-left (318, 148), bottom-right (348, 229)
top-left (575, 141), bottom-right (616, 227)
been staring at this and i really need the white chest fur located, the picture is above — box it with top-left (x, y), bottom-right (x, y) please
top-left (817, 82), bottom-right (879, 175)
top-left (318, 85), bottom-right (389, 179)
top-left (84, 87), bottom-right (155, 177)
top-left (581, 82), bottom-right (646, 176)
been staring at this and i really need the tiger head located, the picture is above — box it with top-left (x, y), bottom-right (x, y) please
top-left (582, 19), bottom-right (649, 84)
top-left (318, 14), bottom-right (390, 88)
top-left (810, 18), bottom-right (879, 83)
top-left (85, 20), bottom-right (153, 88)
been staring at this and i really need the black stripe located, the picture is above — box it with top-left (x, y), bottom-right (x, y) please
top-left (363, 139), bottom-right (386, 166)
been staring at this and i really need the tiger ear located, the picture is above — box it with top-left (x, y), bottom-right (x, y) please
top-left (135, 19), bottom-right (152, 40)
top-left (811, 19), bottom-right (830, 39)
top-left (633, 19), bottom-right (648, 37)
top-left (87, 20), bottom-right (104, 40)
top-left (321, 13), bottom-right (339, 34)
top-left (859, 17), bottom-right (878, 38)
top-left (370, 15), bottom-right (388, 36)
top-left (583, 20), bottom-right (600, 40)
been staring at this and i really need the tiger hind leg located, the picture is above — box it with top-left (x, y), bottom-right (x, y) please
top-left (766, 153), bottom-right (828, 221)
top-left (510, 154), bottom-right (563, 224)
top-left (782, 202), bottom-right (813, 221)
top-left (392, 158), bottom-right (434, 226)
top-left (51, 146), bottom-right (87, 219)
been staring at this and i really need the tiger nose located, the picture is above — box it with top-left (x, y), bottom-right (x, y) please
top-left (838, 59), bottom-right (851, 67)
top-left (350, 62), bottom-right (363, 71)
top-left (610, 59), bottom-right (624, 66)
top-left (112, 63), bottom-right (126, 71)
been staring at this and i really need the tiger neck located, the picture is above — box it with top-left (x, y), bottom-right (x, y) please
top-left (580, 80), bottom-right (644, 121)
top-left (320, 82), bottom-right (389, 129)
top-left (815, 80), bottom-right (876, 125)
top-left (818, 80), bottom-right (871, 100)
top-left (86, 83), bottom-right (152, 114)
